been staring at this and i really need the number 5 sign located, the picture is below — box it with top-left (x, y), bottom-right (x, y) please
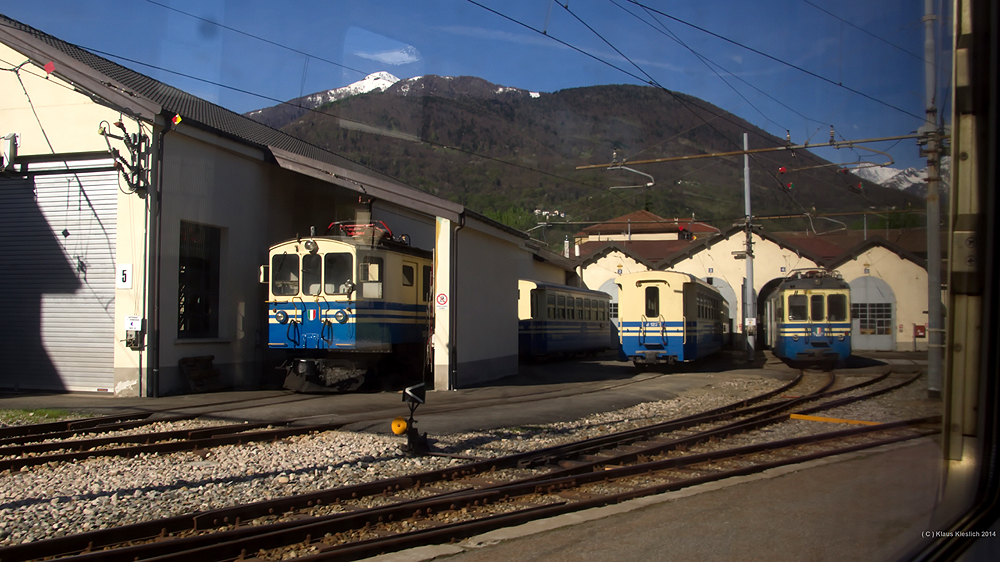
top-left (116, 264), bottom-right (133, 289)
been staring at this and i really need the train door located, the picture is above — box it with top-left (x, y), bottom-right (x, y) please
top-left (402, 260), bottom-right (419, 329)
top-left (849, 276), bottom-right (896, 351)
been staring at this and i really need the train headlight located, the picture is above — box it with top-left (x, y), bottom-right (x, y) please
top-left (792, 335), bottom-right (799, 341)
top-left (334, 310), bottom-right (348, 324)
top-left (275, 310), bottom-right (288, 324)
top-left (304, 239), bottom-right (318, 253)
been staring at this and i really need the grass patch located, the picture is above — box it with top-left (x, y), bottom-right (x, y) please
top-left (0, 408), bottom-right (83, 426)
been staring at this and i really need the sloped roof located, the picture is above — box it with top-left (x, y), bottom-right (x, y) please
top-left (578, 210), bottom-right (720, 237)
top-left (0, 13), bottom-right (405, 187)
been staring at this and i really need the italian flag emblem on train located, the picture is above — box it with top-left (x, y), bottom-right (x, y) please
top-left (813, 326), bottom-right (824, 337)
top-left (308, 309), bottom-right (317, 321)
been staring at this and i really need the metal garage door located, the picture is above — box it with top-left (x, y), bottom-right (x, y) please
top-left (0, 159), bottom-right (117, 392)
top-left (849, 276), bottom-right (896, 351)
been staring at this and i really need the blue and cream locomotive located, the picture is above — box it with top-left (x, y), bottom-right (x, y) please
top-left (615, 271), bottom-right (728, 368)
top-left (763, 269), bottom-right (851, 367)
top-left (517, 280), bottom-right (613, 358)
top-left (263, 221), bottom-right (432, 392)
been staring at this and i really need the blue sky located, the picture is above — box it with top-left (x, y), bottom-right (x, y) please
top-left (2, 1), bottom-right (949, 170)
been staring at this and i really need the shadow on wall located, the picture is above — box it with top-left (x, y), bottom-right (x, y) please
top-left (0, 176), bottom-right (81, 391)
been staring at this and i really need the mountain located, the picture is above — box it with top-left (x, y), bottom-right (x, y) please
top-left (852, 156), bottom-right (951, 198)
top-left (247, 74), bottom-right (923, 237)
top-left (245, 71), bottom-right (400, 129)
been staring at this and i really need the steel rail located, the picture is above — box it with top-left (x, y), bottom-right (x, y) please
top-left (0, 370), bottom-right (902, 561)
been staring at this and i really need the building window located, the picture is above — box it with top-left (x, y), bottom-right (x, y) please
top-left (178, 221), bottom-right (220, 338)
top-left (852, 302), bottom-right (892, 335)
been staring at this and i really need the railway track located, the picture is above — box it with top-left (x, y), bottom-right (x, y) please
top-left (0, 369), bottom-right (938, 562)
top-left (0, 365), bottom-right (737, 471)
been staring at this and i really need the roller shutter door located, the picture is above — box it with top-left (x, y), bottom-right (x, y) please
top-left (0, 160), bottom-right (118, 392)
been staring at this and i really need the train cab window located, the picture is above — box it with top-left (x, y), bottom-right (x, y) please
top-left (422, 266), bottom-right (432, 302)
top-left (810, 294), bottom-right (825, 321)
top-left (271, 253), bottom-right (300, 296)
top-left (547, 294), bottom-right (556, 319)
top-left (302, 254), bottom-right (322, 295)
top-left (788, 294), bottom-right (807, 321)
top-left (324, 253), bottom-right (353, 294)
top-left (645, 286), bottom-right (659, 317)
top-left (828, 294), bottom-right (848, 322)
top-left (402, 265), bottom-right (415, 287)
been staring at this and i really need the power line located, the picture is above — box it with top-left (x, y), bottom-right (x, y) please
top-left (801, 0), bottom-right (929, 64)
top-left (625, 0), bottom-right (927, 122)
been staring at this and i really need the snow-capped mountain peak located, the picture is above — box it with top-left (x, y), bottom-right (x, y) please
top-left (851, 156), bottom-right (950, 197)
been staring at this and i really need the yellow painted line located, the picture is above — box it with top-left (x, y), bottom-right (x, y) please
top-left (790, 414), bottom-right (881, 426)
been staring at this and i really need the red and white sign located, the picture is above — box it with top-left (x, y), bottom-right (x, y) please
top-left (435, 293), bottom-right (448, 308)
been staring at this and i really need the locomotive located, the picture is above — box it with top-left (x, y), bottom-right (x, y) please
top-left (615, 271), bottom-right (729, 368)
top-left (762, 269), bottom-right (852, 367)
top-left (262, 221), bottom-right (432, 392)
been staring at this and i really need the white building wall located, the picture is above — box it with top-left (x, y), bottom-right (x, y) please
top-left (1, 44), bottom-right (151, 395)
top-left (666, 234), bottom-right (821, 333)
top-left (833, 246), bottom-right (929, 351)
top-left (580, 251), bottom-right (647, 292)
top-left (454, 223), bottom-right (521, 387)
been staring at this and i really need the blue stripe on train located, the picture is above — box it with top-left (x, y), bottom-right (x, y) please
top-left (268, 301), bottom-right (428, 350)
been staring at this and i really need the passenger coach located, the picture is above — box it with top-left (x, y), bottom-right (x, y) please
top-left (517, 280), bottom-right (612, 358)
top-left (615, 271), bottom-right (728, 368)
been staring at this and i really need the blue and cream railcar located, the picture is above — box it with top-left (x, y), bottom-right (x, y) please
top-left (615, 271), bottom-right (728, 368)
top-left (262, 224), bottom-right (433, 392)
top-left (763, 269), bottom-right (851, 366)
top-left (517, 280), bottom-right (612, 358)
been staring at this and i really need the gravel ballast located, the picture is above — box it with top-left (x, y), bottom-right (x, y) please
top-left (0, 372), bottom-right (939, 547)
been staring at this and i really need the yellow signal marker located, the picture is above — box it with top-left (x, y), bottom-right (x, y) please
top-left (790, 414), bottom-right (881, 426)
top-left (391, 417), bottom-right (408, 435)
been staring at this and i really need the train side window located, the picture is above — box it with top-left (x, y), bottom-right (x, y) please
top-left (557, 294), bottom-right (566, 319)
top-left (788, 294), bottom-right (807, 321)
top-left (324, 253), bottom-right (353, 294)
top-left (302, 254), bottom-right (322, 295)
top-left (645, 286), bottom-right (659, 317)
top-left (358, 255), bottom-right (384, 299)
top-left (271, 253), bottom-right (300, 296)
top-left (584, 298), bottom-right (592, 320)
top-left (422, 266), bottom-right (432, 302)
top-left (547, 294), bottom-right (556, 319)
top-left (828, 294), bottom-right (848, 322)
top-left (402, 265), bottom-right (415, 287)
top-left (810, 294), bottom-right (825, 321)
top-left (576, 298), bottom-right (583, 320)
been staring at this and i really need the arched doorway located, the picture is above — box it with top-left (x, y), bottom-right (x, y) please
top-left (598, 278), bottom-right (621, 351)
top-left (849, 276), bottom-right (896, 351)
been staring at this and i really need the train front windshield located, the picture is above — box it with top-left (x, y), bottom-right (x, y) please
top-left (271, 250), bottom-right (355, 297)
top-left (786, 293), bottom-right (849, 323)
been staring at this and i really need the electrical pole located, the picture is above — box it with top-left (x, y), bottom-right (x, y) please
top-left (744, 133), bottom-right (756, 363)
top-left (923, 0), bottom-right (943, 399)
